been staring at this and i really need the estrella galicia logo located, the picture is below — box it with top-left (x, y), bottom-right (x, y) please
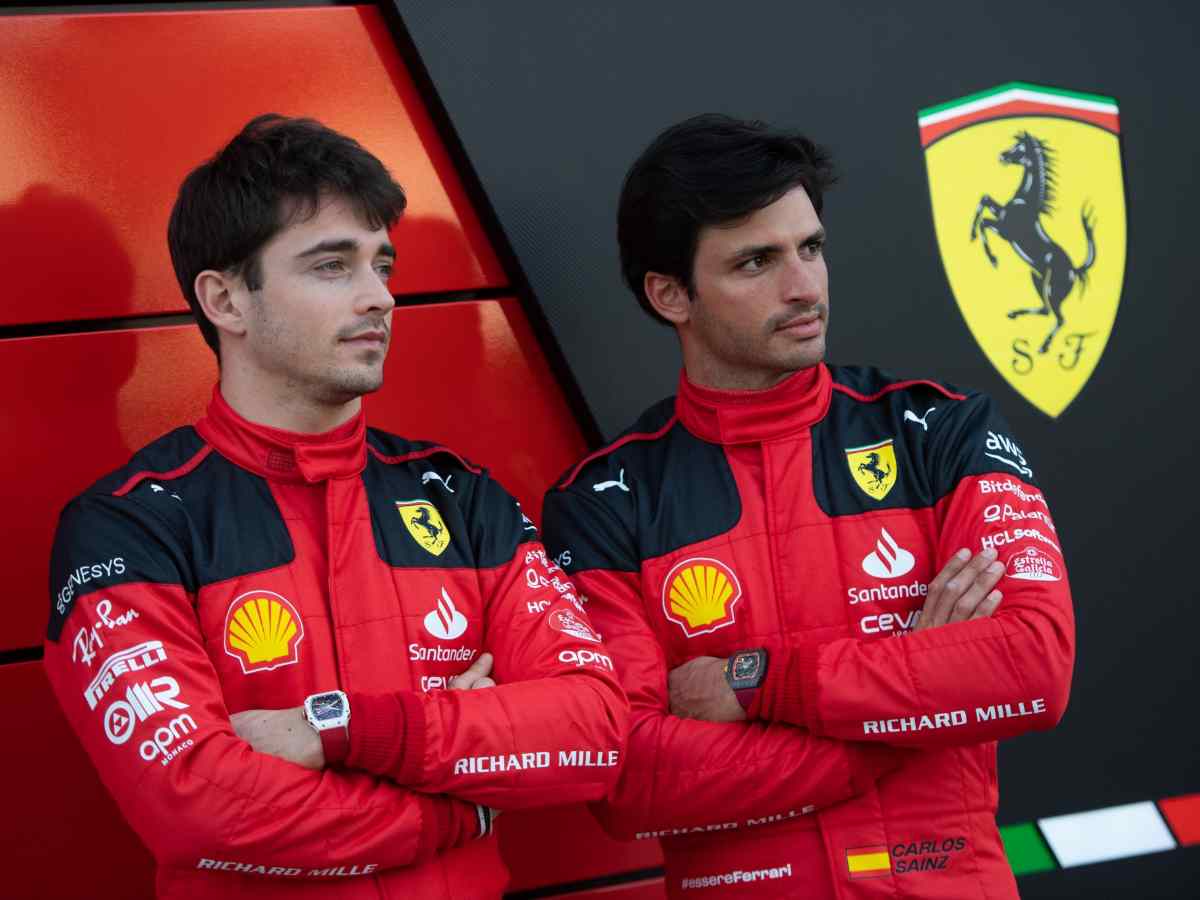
top-left (918, 82), bottom-right (1126, 417)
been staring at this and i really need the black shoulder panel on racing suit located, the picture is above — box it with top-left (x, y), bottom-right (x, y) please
top-left (48, 427), bottom-right (295, 641)
top-left (812, 365), bottom-right (1038, 519)
top-left (543, 397), bottom-right (741, 573)
top-left (364, 429), bottom-right (534, 570)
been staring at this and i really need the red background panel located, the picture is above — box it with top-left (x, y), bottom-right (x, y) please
top-left (0, 5), bottom-right (503, 327)
top-left (540, 880), bottom-right (667, 899)
top-left (4, 299), bottom-right (587, 652)
top-left (1, 661), bottom-right (155, 900)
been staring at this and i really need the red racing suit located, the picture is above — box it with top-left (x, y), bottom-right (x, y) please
top-left (44, 387), bottom-right (627, 899)
top-left (541, 363), bottom-right (1074, 899)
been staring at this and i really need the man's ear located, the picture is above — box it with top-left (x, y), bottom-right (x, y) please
top-left (194, 269), bottom-right (249, 339)
top-left (644, 271), bottom-right (691, 325)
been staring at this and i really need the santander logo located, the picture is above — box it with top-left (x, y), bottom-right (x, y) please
top-left (861, 528), bottom-right (916, 579)
top-left (424, 588), bottom-right (469, 640)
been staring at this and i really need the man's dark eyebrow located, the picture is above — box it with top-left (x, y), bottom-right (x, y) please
top-left (295, 239), bottom-right (396, 259)
top-left (729, 243), bottom-right (783, 262)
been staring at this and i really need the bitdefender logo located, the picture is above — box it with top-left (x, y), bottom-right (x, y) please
top-left (862, 529), bottom-right (916, 579)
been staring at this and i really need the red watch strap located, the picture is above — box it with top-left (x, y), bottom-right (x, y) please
top-left (319, 724), bottom-right (349, 765)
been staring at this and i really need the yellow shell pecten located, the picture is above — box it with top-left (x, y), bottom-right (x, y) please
top-left (669, 563), bottom-right (734, 628)
top-left (228, 595), bottom-right (298, 664)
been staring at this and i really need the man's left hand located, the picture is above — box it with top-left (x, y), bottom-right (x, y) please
top-left (230, 707), bottom-right (323, 769)
top-left (668, 656), bottom-right (746, 722)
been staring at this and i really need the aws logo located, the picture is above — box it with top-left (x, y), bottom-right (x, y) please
top-left (919, 82), bottom-right (1126, 418)
top-left (224, 590), bottom-right (304, 675)
top-left (662, 557), bottom-right (742, 638)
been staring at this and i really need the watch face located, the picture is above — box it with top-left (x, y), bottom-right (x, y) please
top-left (732, 652), bottom-right (762, 683)
top-left (310, 693), bottom-right (345, 722)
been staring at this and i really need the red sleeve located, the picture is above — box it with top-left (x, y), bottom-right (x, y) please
top-left (754, 402), bottom-right (1075, 747)
top-left (559, 564), bottom-right (906, 840)
top-left (343, 504), bottom-right (628, 809)
top-left (45, 581), bottom-right (482, 877)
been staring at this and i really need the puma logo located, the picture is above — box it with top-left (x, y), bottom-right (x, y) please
top-left (421, 471), bottom-right (454, 493)
top-left (593, 469), bottom-right (629, 493)
top-left (903, 407), bottom-right (936, 431)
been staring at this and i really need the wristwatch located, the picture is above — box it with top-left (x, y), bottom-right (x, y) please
top-left (303, 690), bottom-right (350, 765)
top-left (724, 649), bottom-right (768, 711)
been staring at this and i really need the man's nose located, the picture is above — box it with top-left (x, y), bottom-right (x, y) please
top-left (781, 253), bottom-right (823, 303)
top-left (356, 269), bottom-right (397, 315)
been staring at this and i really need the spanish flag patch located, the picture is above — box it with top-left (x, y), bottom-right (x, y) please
top-left (846, 845), bottom-right (891, 879)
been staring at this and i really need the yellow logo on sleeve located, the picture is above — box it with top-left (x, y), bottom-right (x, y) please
top-left (846, 439), bottom-right (898, 501)
top-left (662, 558), bottom-right (743, 638)
top-left (396, 500), bottom-right (451, 556)
top-left (224, 590), bottom-right (304, 675)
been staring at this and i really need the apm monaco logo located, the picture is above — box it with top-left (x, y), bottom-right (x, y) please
top-left (1008, 547), bottom-right (1062, 582)
top-left (396, 499), bottom-right (451, 556)
top-left (662, 557), bottom-right (743, 638)
top-left (224, 590), bottom-right (305, 675)
top-left (424, 587), bottom-right (469, 640)
top-left (862, 528), bottom-right (916, 578)
top-left (919, 82), bottom-right (1126, 418)
top-left (846, 439), bottom-right (898, 501)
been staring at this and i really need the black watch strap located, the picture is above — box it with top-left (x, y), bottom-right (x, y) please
top-left (724, 648), bottom-right (768, 710)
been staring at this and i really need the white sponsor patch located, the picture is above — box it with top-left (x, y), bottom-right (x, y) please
top-left (862, 528), bottom-right (916, 579)
top-left (1007, 547), bottom-right (1062, 582)
top-left (546, 607), bottom-right (601, 643)
top-left (423, 588), bottom-right (468, 640)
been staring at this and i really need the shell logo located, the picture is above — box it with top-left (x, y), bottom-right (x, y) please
top-left (224, 590), bottom-right (305, 675)
top-left (661, 557), bottom-right (743, 638)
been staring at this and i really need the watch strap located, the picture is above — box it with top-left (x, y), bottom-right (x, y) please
top-left (318, 722), bottom-right (349, 765)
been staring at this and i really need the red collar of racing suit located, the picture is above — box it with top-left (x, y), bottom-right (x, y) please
top-left (675, 363), bottom-right (832, 445)
top-left (195, 385), bottom-right (367, 483)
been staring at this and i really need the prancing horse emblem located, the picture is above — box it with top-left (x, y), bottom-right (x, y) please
top-left (970, 131), bottom-right (1097, 354)
top-left (395, 500), bottom-right (451, 556)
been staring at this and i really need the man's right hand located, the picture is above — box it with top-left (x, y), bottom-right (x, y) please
top-left (911, 548), bottom-right (1005, 632)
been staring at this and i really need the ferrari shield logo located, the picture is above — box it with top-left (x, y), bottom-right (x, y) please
top-left (918, 82), bottom-right (1126, 417)
top-left (846, 439), bottom-right (897, 501)
top-left (395, 499), bottom-right (450, 556)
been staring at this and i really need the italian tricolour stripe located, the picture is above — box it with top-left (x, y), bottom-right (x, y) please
top-left (845, 845), bottom-right (890, 879)
top-left (917, 82), bottom-right (1120, 147)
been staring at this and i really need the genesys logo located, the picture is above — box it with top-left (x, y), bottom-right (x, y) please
top-left (559, 649), bottom-right (613, 671)
top-left (103, 676), bottom-right (188, 745)
top-left (862, 528), bottom-right (916, 579)
top-left (424, 588), bottom-right (469, 640)
top-left (546, 607), bottom-right (601, 643)
top-left (72, 597), bottom-right (139, 668)
top-left (84, 641), bottom-right (168, 710)
top-left (983, 502), bottom-right (1056, 532)
top-left (1007, 547), bottom-right (1062, 582)
top-left (55, 557), bottom-right (126, 615)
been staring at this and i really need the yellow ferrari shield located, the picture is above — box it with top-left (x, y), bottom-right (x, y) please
top-left (918, 82), bottom-right (1126, 418)
top-left (395, 499), bottom-right (450, 556)
top-left (846, 439), bottom-right (897, 501)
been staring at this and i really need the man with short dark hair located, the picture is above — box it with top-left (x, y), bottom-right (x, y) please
top-left (44, 114), bottom-right (627, 900)
top-left (542, 114), bottom-right (1074, 898)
